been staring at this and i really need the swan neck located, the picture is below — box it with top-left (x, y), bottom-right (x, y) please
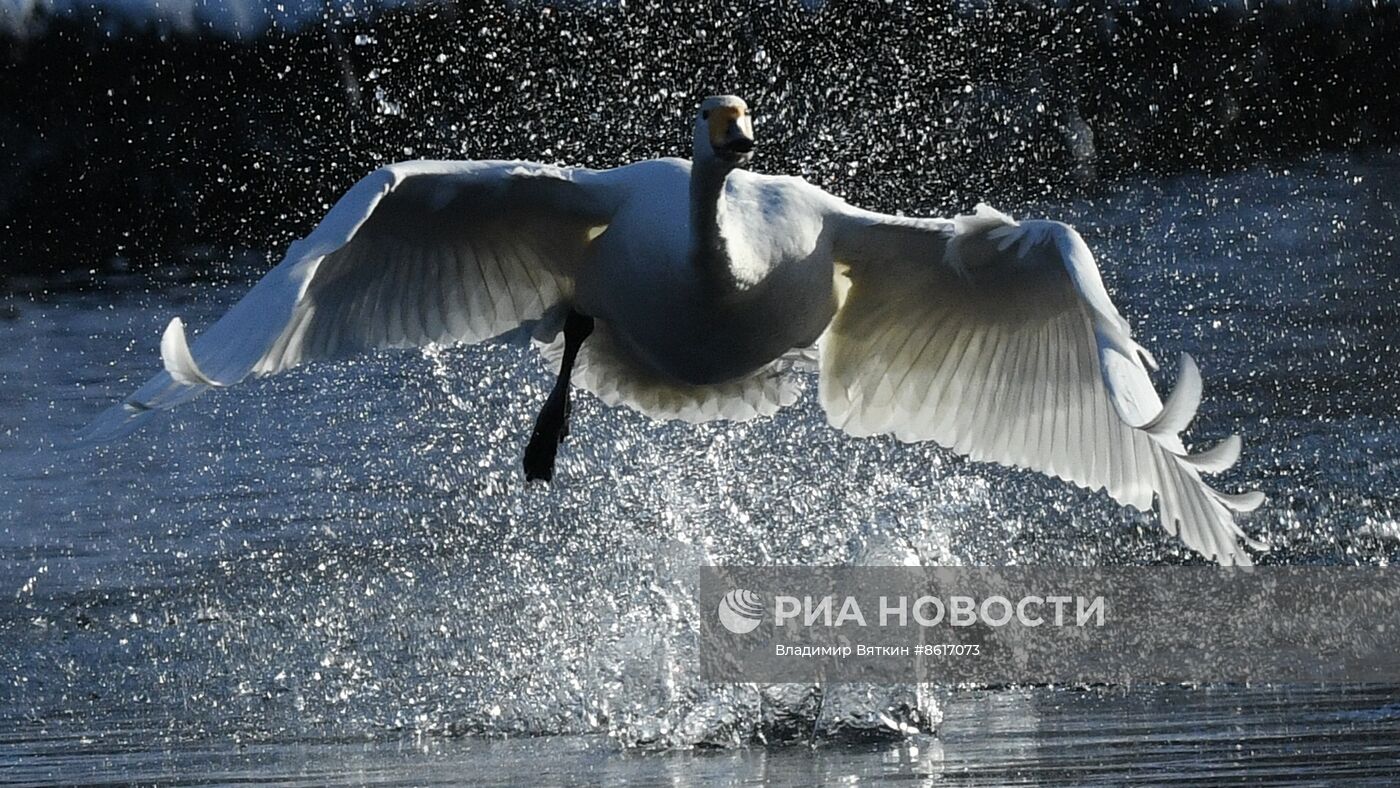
top-left (690, 159), bottom-right (736, 287)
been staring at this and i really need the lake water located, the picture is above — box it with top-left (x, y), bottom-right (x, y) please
top-left (2, 153), bottom-right (1399, 783)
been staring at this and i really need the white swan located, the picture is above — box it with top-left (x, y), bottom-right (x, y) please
top-left (86, 95), bottom-right (1266, 564)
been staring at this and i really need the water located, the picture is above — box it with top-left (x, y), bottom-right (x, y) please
top-left (2, 152), bottom-right (1399, 782)
top-left (7, 686), bottom-right (1400, 784)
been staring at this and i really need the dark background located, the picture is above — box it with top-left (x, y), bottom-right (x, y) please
top-left (3, 0), bottom-right (1398, 291)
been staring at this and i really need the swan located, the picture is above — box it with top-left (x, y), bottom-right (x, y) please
top-left (85, 95), bottom-right (1266, 564)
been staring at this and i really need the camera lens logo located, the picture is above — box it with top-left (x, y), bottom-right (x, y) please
top-left (717, 589), bottom-right (764, 634)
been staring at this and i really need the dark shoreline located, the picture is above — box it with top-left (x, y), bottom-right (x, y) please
top-left (3, 0), bottom-right (1398, 290)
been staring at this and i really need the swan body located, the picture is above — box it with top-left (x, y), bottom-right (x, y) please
top-left (579, 158), bottom-right (836, 384)
top-left (86, 95), bottom-right (1266, 565)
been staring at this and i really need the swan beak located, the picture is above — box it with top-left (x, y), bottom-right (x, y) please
top-left (709, 107), bottom-right (755, 160)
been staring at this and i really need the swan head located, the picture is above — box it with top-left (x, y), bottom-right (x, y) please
top-left (694, 95), bottom-right (755, 168)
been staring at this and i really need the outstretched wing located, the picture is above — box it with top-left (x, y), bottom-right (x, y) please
top-left (823, 203), bottom-right (1265, 564)
top-left (86, 159), bottom-right (619, 440)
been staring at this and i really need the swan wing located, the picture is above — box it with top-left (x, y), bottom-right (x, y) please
top-left (86, 159), bottom-right (619, 439)
top-left (822, 203), bottom-right (1265, 564)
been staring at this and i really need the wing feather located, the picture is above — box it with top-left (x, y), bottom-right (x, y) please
top-left (823, 203), bottom-right (1265, 564)
top-left (86, 160), bottom-right (617, 440)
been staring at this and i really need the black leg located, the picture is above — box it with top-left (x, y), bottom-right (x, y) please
top-left (523, 310), bottom-right (594, 482)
